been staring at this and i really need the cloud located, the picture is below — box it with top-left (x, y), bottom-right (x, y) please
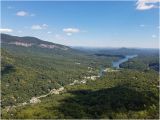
top-left (63, 28), bottom-right (80, 33)
top-left (42, 24), bottom-right (48, 28)
top-left (31, 25), bottom-right (42, 30)
top-left (63, 28), bottom-right (80, 36)
top-left (136, 0), bottom-right (160, 10)
top-left (16, 11), bottom-right (35, 17)
top-left (0, 28), bottom-right (13, 33)
top-left (31, 24), bottom-right (48, 30)
top-left (16, 11), bottom-right (28, 16)
top-left (152, 34), bottom-right (157, 38)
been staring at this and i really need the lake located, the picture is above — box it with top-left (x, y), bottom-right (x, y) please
top-left (112, 55), bottom-right (138, 69)
top-left (98, 55), bottom-right (137, 77)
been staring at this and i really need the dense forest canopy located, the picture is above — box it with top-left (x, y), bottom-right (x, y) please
top-left (1, 34), bottom-right (159, 119)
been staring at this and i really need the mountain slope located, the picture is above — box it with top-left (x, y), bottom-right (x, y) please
top-left (1, 34), bottom-right (80, 58)
top-left (2, 69), bottom-right (159, 119)
top-left (1, 33), bottom-right (69, 50)
top-left (1, 34), bottom-right (159, 119)
top-left (1, 34), bottom-right (115, 108)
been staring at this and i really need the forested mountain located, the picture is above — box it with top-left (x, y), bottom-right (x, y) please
top-left (1, 33), bottom-right (69, 50)
top-left (1, 34), bottom-right (159, 119)
top-left (1, 34), bottom-right (81, 58)
top-left (1, 34), bottom-right (118, 107)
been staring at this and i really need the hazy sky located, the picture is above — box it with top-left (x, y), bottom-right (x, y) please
top-left (1, 1), bottom-right (159, 48)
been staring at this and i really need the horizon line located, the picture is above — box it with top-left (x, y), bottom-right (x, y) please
top-left (1, 33), bottom-right (159, 50)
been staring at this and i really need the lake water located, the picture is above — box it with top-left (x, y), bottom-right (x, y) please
top-left (98, 55), bottom-right (137, 77)
top-left (112, 55), bottom-right (137, 69)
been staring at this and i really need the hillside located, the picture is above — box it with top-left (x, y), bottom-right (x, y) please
top-left (2, 69), bottom-right (159, 119)
top-left (1, 33), bottom-right (69, 50)
top-left (1, 34), bottom-right (159, 119)
top-left (1, 34), bottom-right (119, 108)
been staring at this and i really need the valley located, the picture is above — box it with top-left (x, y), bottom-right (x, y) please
top-left (1, 34), bottom-right (159, 119)
top-left (1, 0), bottom-right (159, 119)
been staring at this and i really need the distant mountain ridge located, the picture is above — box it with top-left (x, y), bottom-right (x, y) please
top-left (1, 34), bottom-right (69, 50)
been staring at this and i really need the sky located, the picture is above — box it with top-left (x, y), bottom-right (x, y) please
top-left (1, 0), bottom-right (159, 48)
